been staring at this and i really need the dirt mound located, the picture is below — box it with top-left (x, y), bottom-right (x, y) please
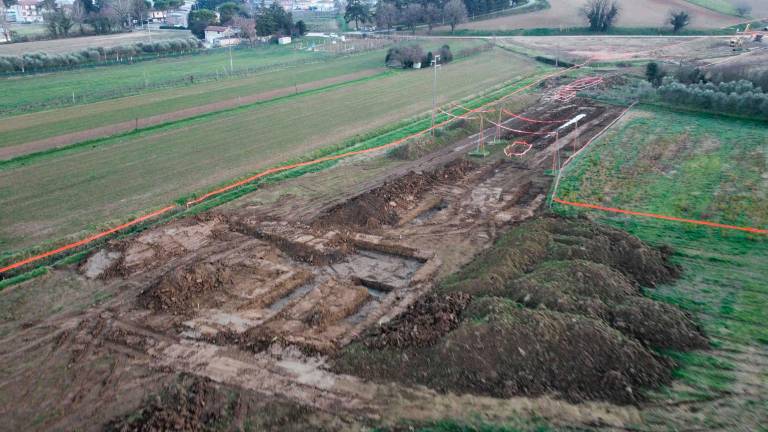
top-left (139, 261), bottom-right (232, 315)
top-left (612, 297), bottom-right (707, 350)
top-left (362, 292), bottom-right (471, 350)
top-left (105, 376), bottom-right (230, 432)
top-left (441, 216), bottom-right (680, 295)
top-left (335, 297), bottom-right (672, 405)
top-left (316, 159), bottom-right (476, 229)
top-left (547, 217), bottom-right (680, 287)
top-left (105, 374), bottom-right (354, 431)
top-left (500, 260), bottom-right (706, 351)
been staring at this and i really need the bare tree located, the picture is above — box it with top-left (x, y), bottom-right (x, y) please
top-left (668, 9), bottom-right (689, 32)
top-left (423, 3), bottom-right (440, 34)
top-left (581, 0), bottom-right (620, 32)
top-left (233, 15), bottom-right (255, 45)
top-left (443, 0), bottom-right (468, 34)
top-left (0, 0), bottom-right (16, 42)
top-left (374, 2), bottom-right (397, 31)
top-left (401, 3), bottom-right (422, 34)
top-left (108, 0), bottom-right (133, 28)
top-left (71, 0), bottom-right (88, 34)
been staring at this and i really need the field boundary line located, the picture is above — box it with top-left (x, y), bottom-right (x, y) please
top-left (552, 198), bottom-right (768, 235)
top-left (0, 71), bottom-right (393, 171)
top-left (0, 65), bottom-right (577, 276)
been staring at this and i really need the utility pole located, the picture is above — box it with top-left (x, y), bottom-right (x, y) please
top-left (229, 45), bottom-right (234, 74)
top-left (431, 54), bottom-right (441, 137)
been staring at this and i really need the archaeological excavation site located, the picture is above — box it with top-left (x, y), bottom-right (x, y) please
top-left (3, 81), bottom-right (737, 431)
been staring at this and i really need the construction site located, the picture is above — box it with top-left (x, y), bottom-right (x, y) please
top-left (1, 2), bottom-right (768, 430)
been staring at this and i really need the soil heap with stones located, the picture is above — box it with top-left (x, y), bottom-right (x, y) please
top-left (334, 216), bottom-right (707, 405)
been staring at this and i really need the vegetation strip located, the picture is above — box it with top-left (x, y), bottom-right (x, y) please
top-left (0, 66), bottom-right (572, 278)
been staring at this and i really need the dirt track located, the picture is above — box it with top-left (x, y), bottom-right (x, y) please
top-left (0, 69), bottom-right (382, 161)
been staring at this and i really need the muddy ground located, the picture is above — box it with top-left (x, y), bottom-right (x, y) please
top-left (0, 92), bottom-right (708, 430)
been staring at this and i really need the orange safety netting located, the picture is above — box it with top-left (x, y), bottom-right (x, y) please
top-left (504, 141), bottom-right (532, 157)
top-left (552, 198), bottom-right (768, 235)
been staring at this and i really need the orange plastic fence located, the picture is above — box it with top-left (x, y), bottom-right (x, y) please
top-left (1, 64), bottom-right (583, 276)
top-left (0, 205), bottom-right (177, 274)
top-left (553, 198), bottom-right (768, 235)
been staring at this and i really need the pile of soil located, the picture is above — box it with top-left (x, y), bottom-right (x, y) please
top-left (138, 261), bottom-right (232, 315)
top-left (362, 292), bottom-right (471, 350)
top-left (334, 216), bottom-right (707, 405)
top-left (105, 376), bottom-right (231, 432)
top-left (105, 374), bottom-right (354, 431)
top-left (316, 159), bottom-right (476, 229)
top-left (504, 261), bottom-right (707, 350)
top-left (442, 216), bottom-right (680, 296)
top-left (335, 297), bottom-right (672, 405)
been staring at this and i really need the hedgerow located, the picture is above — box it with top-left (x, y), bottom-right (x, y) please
top-left (0, 37), bottom-right (202, 73)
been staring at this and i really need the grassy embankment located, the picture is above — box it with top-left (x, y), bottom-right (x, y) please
top-left (554, 106), bottom-right (768, 429)
top-left (0, 48), bottom-right (540, 264)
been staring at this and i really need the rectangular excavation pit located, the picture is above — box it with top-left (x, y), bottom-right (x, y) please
top-left (328, 249), bottom-right (422, 292)
top-left (262, 278), bottom-right (372, 352)
top-left (398, 195), bottom-right (447, 226)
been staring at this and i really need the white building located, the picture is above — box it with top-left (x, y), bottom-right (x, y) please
top-left (204, 25), bottom-right (240, 47)
top-left (5, 0), bottom-right (44, 23)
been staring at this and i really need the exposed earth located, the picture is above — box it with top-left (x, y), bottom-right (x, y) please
top-left (0, 85), bottom-right (712, 430)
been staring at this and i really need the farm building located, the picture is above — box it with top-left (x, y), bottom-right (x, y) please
top-left (204, 25), bottom-right (241, 47)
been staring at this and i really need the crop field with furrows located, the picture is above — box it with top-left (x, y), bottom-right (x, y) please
top-left (0, 52), bottom-right (386, 151)
top-left (455, 0), bottom-right (739, 31)
top-left (0, 29), bottom-right (194, 55)
top-left (554, 106), bottom-right (768, 430)
top-left (0, 48), bottom-right (539, 255)
top-left (0, 40), bottom-right (487, 151)
top-left (0, 44), bottom-right (330, 115)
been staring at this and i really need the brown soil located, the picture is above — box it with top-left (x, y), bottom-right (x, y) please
top-left (335, 215), bottom-right (706, 405)
top-left (104, 374), bottom-right (358, 432)
top-left (138, 261), bottom-right (232, 316)
top-left (316, 159), bottom-right (477, 230)
top-left (335, 296), bottom-right (673, 405)
top-left (362, 292), bottom-right (472, 350)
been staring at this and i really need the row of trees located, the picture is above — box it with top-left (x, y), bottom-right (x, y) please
top-left (347, 0), bottom-right (469, 33)
top-left (189, 1), bottom-right (306, 41)
top-left (0, 37), bottom-right (201, 73)
top-left (656, 78), bottom-right (768, 118)
top-left (581, 0), bottom-right (694, 33)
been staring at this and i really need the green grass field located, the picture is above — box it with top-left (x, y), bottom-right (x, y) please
top-left (685, 0), bottom-right (740, 16)
top-left (0, 48), bottom-right (539, 256)
top-left (0, 51), bottom-right (386, 150)
top-left (0, 44), bottom-right (330, 115)
top-left (554, 106), bottom-right (768, 429)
